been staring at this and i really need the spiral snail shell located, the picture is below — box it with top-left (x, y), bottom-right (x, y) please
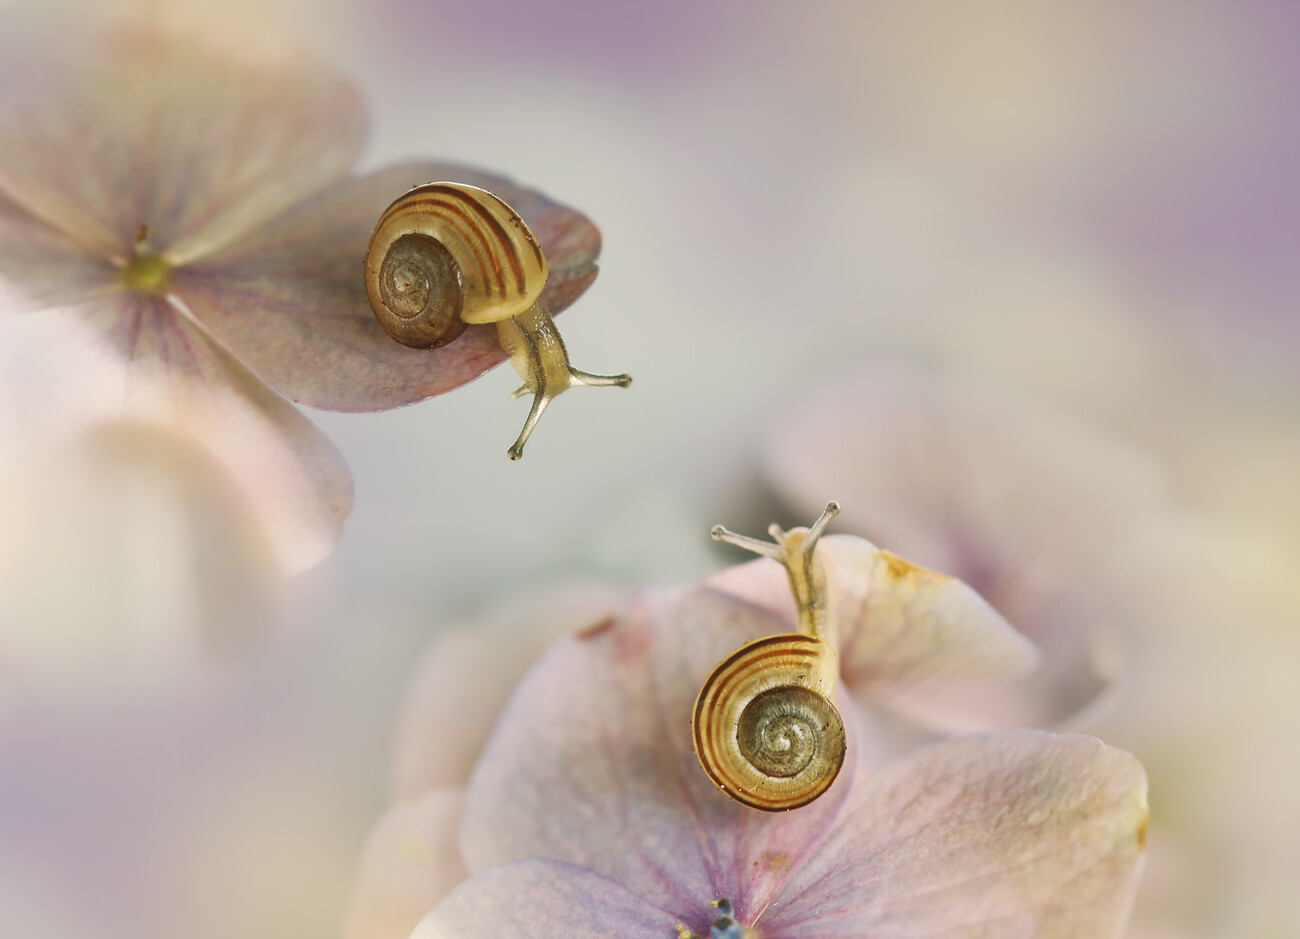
top-left (694, 502), bottom-right (847, 811)
top-left (364, 182), bottom-right (630, 460)
top-left (694, 633), bottom-right (845, 810)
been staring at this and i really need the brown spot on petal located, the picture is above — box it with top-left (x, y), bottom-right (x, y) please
top-left (1137, 807), bottom-right (1149, 849)
top-left (880, 550), bottom-right (951, 584)
top-left (761, 852), bottom-right (791, 872)
top-left (577, 616), bottom-right (616, 640)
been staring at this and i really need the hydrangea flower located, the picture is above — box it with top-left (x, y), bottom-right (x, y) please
top-left (760, 360), bottom-right (1169, 730)
top-left (346, 583), bottom-right (635, 939)
top-left (0, 15), bottom-right (601, 572)
top-left (410, 584), bottom-right (1147, 938)
top-left (347, 525), bottom-right (1144, 939)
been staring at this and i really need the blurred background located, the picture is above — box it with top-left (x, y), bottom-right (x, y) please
top-left (0, 1), bottom-right (1296, 937)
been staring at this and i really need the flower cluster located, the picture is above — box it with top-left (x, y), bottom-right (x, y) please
top-left (350, 526), bottom-right (1148, 938)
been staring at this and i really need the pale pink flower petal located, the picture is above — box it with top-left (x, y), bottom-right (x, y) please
top-left (412, 860), bottom-right (681, 939)
top-left (460, 586), bottom-right (858, 917)
top-left (0, 295), bottom-right (351, 573)
top-left (433, 734), bottom-right (1146, 938)
top-left (763, 361), bottom-right (1165, 728)
top-left (707, 535), bottom-right (1040, 722)
top-left (0, 192), bottom-right (116, 315)
top-left (0, 22), bottom-right (365, 265)
top-left (390, 583), bottom-right (630, 798)
top-left (421, 579), bottom-right (1147, 936)
top-left (766, 731), bottom-right (1148, 938)
top-left (0, 423), bottom-right (282, 678)
top-left (170, 161), bottom-right (602, 411)
top-left (344, 787), bottom-right (470, 939)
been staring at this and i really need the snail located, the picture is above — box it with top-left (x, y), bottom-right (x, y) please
top-left (364, 182), bottom-right (631, 460)
top-left (694, 501), bottom-right (847, 811)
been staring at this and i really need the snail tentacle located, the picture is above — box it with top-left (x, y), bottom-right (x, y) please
top-left (496, 298), bottom-right (632, 460)
top-left (507, 388), bottom-right (552, 462)
top-left (711, 525), bottom-right (785, 561)
top-left (712, 501), bottom-right (840, 640)
top-left (568, 368), bottom-right (633, 389)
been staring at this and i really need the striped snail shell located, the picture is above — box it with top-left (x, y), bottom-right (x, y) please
top-left (364, 183), bottom-right (548, 349)
top-left (693, 634), bottom-right (846, 811)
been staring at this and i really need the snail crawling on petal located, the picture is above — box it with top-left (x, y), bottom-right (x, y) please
top-left (364, 182), bottom-right (630, 460)
top-left (694, 502), bottom-right (847, 811)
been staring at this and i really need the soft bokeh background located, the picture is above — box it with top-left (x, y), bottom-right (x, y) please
top-left (0, 1), bottom-right (1296, 938)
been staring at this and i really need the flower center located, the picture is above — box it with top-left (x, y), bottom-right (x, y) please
top-left (674, 899), bottom-right (756, 939)
top-left (120, 225), bottom-right (172, 295)
top-left (121, 250), bottom-right (172, 295)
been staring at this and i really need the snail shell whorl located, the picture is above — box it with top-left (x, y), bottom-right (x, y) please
top-left (365, 183), bottom-right (549, 348)
top-left (693, 634), bottom-right (846, 811)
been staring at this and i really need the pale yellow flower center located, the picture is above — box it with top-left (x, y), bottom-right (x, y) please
top-left (121, 250), bottom-right (172, 295)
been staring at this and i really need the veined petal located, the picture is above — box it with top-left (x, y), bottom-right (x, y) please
top-left (460, 586), bottom-right (856, 922)
top-left (344, 787), bottom-right (470, 939)
top-left (391, 583), bottom-right (630, 799)
top-left (0, 190), bottom-right (117, 315)
top-left (766, 731), bottom-right (1148, 939)
top-left (0, 293), bottom-right (352, 573)
top-left (0, 20), bottom-right (364, 264)
top-left (170, 160), bottom-right (601, 411)
top-left (414, 860), bottom-right (680, 939)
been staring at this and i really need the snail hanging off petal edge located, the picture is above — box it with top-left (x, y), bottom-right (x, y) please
top-left (364, 182), bottom-right (631, 460)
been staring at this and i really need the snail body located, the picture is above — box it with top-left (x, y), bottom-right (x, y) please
top-left (365, 182), bottom-right (630, 459)
top-left (695, 502), bottom-right (847, 811)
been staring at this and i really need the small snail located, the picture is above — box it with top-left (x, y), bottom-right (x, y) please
top-left (365, 182), bottom-right (631, 460)
top-left (694, 502), bottom-right (847, 811)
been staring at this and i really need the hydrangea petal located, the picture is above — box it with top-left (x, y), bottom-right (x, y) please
top-left (460, 586), bottom-right (857, 921)
top-left (706, 535), bottom-right (1040, 720)
top-left (763, 362), bottom-right (1165, 728)
top-left (0, 293), bottom-right (352, 573)
top-left (344, 787), bottom-right (470, 939)
top-left (0, 21), bottom-right (365, 264)
top-left (0, 191), bottom-right (117, 315)
top-left (0, 422), bottom-right (283, 678)
top-left (170, 161), bottom-right (602, 411)
top-left (764, 731), bottom-right (1147, 938)
top-left (871, 575), bottom-right (1122, 733)
top-left (413, 860), bottom-right (680, 939)
top-left (391, 583), bottom-right (630, 798)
